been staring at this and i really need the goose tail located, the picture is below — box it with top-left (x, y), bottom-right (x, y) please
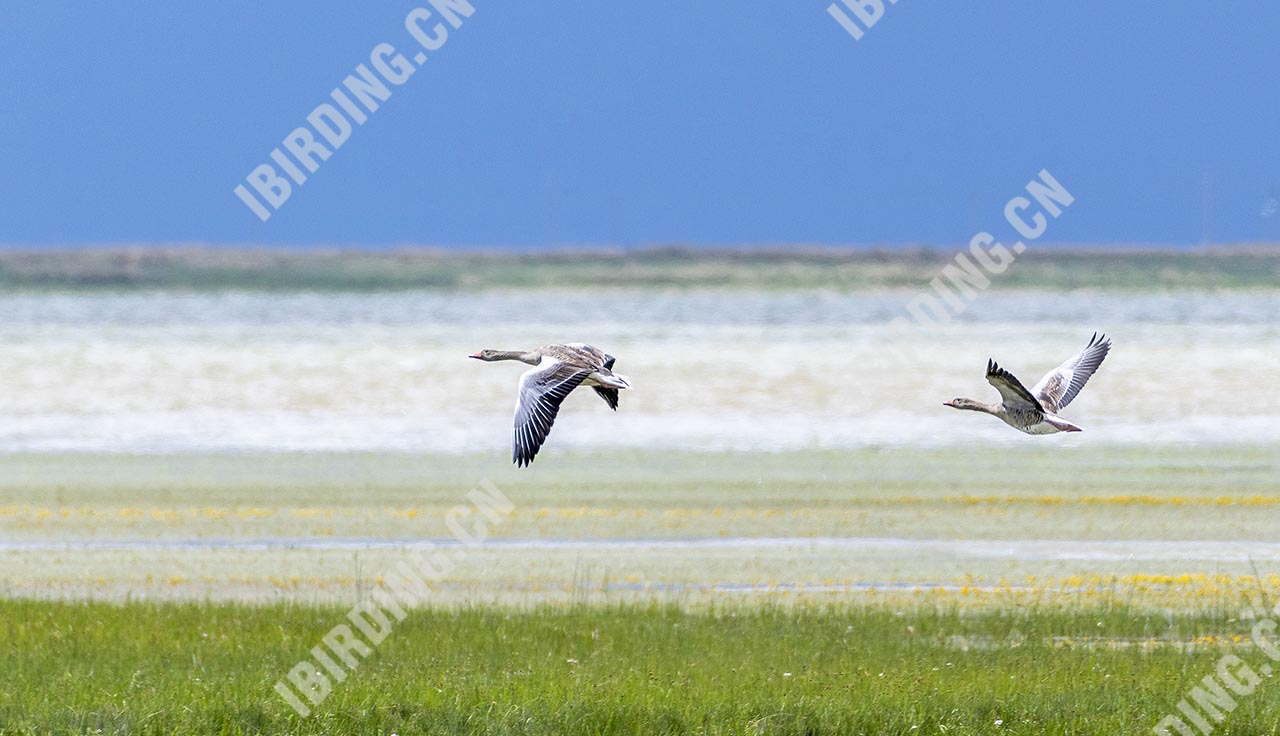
top-left (1045, 415), bottom-right (1083, 433)
top-left (598, 372), bottom-right (631, 390)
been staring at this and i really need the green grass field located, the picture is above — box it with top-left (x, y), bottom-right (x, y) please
top-left (4, 598), bottom-right (1280, 734)
top-left (4, 447), bottom-right (1280, 732)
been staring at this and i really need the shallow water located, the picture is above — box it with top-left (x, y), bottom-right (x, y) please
top-left (5, 536), bottom-right (1279, 563)
top-left (0, 289), bottom-right (1277, 452)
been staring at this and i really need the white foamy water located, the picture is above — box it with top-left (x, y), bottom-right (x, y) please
top-left (0, 290), bottom-right (1276, 452)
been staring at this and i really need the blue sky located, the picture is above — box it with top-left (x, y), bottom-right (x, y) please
top-left (0, 2), bottom-right (1277, 248)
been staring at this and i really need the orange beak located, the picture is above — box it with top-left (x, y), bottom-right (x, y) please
top-left (468, 352), bottom-right (483, 359)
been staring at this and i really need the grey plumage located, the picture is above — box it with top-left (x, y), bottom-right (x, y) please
top-left (471, 343), bottom-right (631, 467)
top-left (1030, 332), bottom-right (1111, 414)
top-left (946, 334), bottom-right (1112, 435)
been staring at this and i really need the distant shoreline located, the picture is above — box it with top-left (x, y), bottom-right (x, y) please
top-left (0, 245), bottom-right (1275, 291)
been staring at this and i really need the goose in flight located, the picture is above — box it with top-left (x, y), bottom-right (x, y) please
top-left (470, 343), bottom-right (630, 466)
top-left (944, 333), bottom-right (1111, 434)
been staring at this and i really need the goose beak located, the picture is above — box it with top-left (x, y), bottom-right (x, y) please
top-left (942, 401), bottom-right (955, 408)
top-left (468, 352), bottom-right (483, 359)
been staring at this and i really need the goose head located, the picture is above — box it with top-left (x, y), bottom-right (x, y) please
top-left (469, 349), bottom-right (537, 364)
top-left (943, 398), bottom-right (984, 411)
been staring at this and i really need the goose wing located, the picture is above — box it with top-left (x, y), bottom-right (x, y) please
top-left (986, 359), bottom-right (1043, 413)
top-left (560, 343), bottom-right (620, 410)
top-left (1030, 333), bottom-right (1111, 413)
top-left (555, 343), bottom-right (610, 369)
top-left (513, 359), bottom-right (590, 467)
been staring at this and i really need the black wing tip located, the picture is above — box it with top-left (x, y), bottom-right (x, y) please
top-left (988, 361), bottom-right (1017, 384)
top-left (592, 386), bottom-right (620, 411)
top-left (1086, 332), bottom-right (1113, 365)
top-left (513, 441), bottom-right (538, 467)
top-left (986, 359), bottom-right (1015, 385)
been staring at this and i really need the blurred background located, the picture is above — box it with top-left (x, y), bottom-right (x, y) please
top-left (0, 274), bottom-right (1277, 454)
top-left (0, 2), bottom-right (1277, 606)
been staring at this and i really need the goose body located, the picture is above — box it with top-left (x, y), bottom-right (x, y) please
top-left (944, 333), bottom-right (1111, 435)
top-left (470, 343), bottom-right (630, 466)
